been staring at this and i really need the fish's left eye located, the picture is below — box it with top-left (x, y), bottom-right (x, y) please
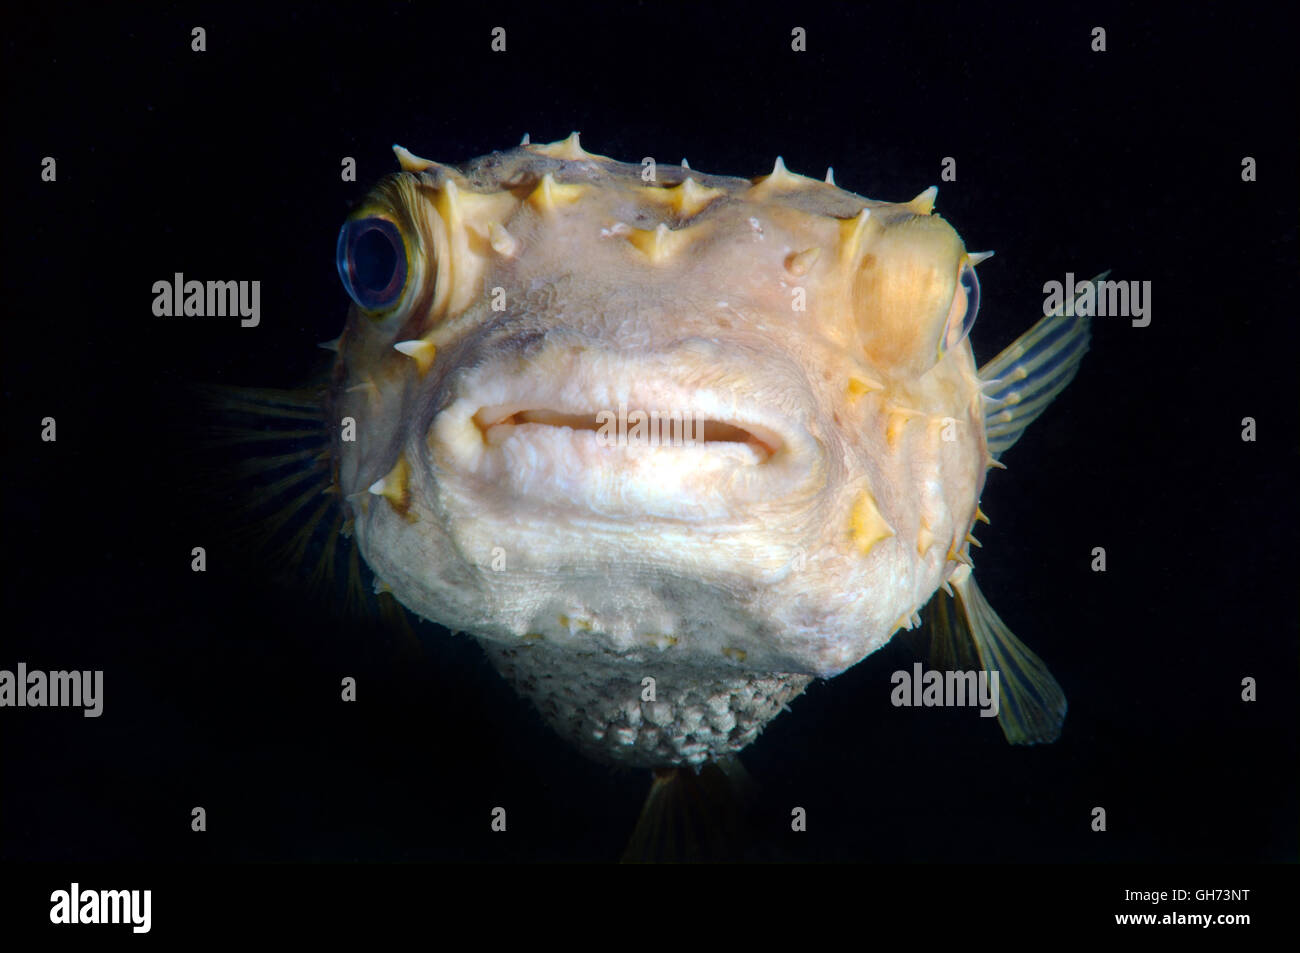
top-left (336, 217), bottom-right (409, 312)
top-left (941, 262), bottom-right (980, 354)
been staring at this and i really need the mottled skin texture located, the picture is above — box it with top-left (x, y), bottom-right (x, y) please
top-left (332, 135), bottom-right (992, 765)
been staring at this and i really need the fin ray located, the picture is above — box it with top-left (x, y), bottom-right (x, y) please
top-left (978, 271), bottom-right (1105, 458)
top-left (190, 376), bottom-right (411, 636)
top-left (951, 574), bottom-right (1067, 744)
top-left (621, 759), bottom-right (755, 863)
top-left (922, 586), bottom-right (980, 672)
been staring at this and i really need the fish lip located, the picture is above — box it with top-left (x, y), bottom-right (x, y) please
top-left (427, 347), bottom-right (826, 514)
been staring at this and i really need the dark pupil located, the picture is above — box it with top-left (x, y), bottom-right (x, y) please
top-left (354, 226), bottom-right (399, 293)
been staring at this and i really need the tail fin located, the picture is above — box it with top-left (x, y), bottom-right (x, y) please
top-left (621, 757), bottom-right (756, 863)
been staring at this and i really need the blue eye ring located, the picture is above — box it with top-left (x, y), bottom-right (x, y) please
top-left (337, 217), bottom-right (408, 312)
top-left (940, 262), bottom-right (981, 355)
top-left (958, 262), bottom-right (980, 339)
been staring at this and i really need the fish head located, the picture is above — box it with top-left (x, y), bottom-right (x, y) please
top-left (330, 139), bottom-right (990, 689)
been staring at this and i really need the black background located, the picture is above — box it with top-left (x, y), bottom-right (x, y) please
top-left (2, 0), bottom-right (1296, 882)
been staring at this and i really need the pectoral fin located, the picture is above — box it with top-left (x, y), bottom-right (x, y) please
top-left (192, 377), bottom-right (416, 644)
top-left (927, 571), bottom-right (1067, 744)
top-left (979, 272), bottom-right (1106, 458)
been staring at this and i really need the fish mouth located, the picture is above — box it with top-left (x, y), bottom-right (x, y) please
top-left (429, 347), bottom-right (825, 519)
top-left (470, 407), bottom-right (785, 463)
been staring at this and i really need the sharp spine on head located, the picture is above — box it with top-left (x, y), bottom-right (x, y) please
top-left (626, 222), bottom-right (690, 263)
top-left (825, 167), bottom-right (836, 185)
top-left (946, 542), bottom-right (975, 566)
top-left (885, 404), bottom-right (921, 449)
top-left (393, 144), bottom-right (436, 172)
top-left (967, 250), bottom-right (995, 266)
top-left (847, 375), bottom-right (884, 399)
top-left (439, 178), bottom-right (464, 232)
top-left (318, 338), bottom-right (341, 352)
top-left (528, 172), bottom-right (586, 212)
top-left (785, 246), bottom-right (821, 277)
top-left (849, 488), bottom-right (895, 556)
top-left (394, 339), bottom-right (437, 374)
top-left (644, 177), bottom-right (724, 218)
top-left (917, 521), bottom-right (937, 556)
top-left (838, 207), bottom-right (876, 264)
top-left (906, 185), bottom-right (939, 215)
top-left (674, 178), bottom-right (722, 216)
top-left (489, 223), bottom-right (518, 257)
top-left (533, 131), bottom-right (591, 162)
top-left (749, 156), bottom-right (803, 196)
top-left (367, 455), bottom-right (414, 520)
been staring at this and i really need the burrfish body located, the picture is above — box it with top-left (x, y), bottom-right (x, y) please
top-left (327, 134), bottom-right (1091, 768)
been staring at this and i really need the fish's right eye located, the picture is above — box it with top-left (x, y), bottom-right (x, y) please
top-left (940, 262), bottom-right (981, 355)
top-left (337, 217), bottom-right (409, 312)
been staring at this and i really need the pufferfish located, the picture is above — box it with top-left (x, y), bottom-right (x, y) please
top-left (305, 132), bottom-right (1092, 775)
